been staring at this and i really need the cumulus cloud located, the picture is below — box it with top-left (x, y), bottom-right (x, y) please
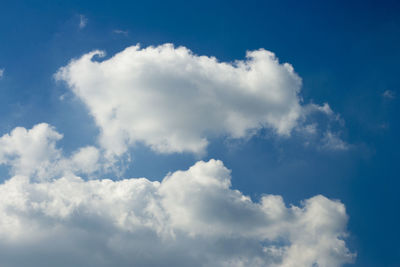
top-left (0, 42), bottom-right (354, 266)
top-left (0, 123), bottom-right (101, 179)
top-left (56, 44), bottom-right (335, 157)
top-left (0, 159), bottom-right (354, 267)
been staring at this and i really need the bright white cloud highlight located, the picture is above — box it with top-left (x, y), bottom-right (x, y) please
top-left (0, 159), bottom-right (354, 267)
top-left (56, 44), bottom-right (334, 157)
top-left (0, 123), bottom-right (100, 179)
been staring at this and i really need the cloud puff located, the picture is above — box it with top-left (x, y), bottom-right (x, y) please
top-left (56, 44), bottom-right (334, 157)
top-left (0, 158), bottom-right (354, 267)
top-left (0, 68), bottom-right (4, 79)
top-left (0, 123), bottom-right (100, 179)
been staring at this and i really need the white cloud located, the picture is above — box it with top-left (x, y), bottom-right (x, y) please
top-left (79, 15), bottom-right (88, 29)
top-left (0, 123), bottom-right (101, 179)
top-left (0, 159), bottom-right (354, 267)
top-left (0, 68), bottom-right (4, 79)
top-left (0, 123), bottom-right (63, 177)
top-left (0, 42), bottom-right (353, 266)
top-left (69, 146), bottom-right (101, 175)
top-left (56, 44), bottom-right (334, 157)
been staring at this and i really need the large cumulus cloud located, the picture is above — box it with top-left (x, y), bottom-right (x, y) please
top-left (0, 154), bottom-right (354, 267)
top-left (0, 124), bottom-right (354, 267)
top-left (56, 44), bottom-right (333, 157)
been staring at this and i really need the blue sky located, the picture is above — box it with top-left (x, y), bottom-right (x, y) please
top-left (0, 0), bottom-right (399, 266)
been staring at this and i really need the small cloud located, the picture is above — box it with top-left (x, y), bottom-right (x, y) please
top-left (302, 123), bottom-right (317, 135)
top-left (317, 102), bottom-right (334, 116)
top-left (113, 29), bottom-right (129, 36)
top-left (0, 68), bottom-right (4, 79)
top-left (79, 14), bottom-right (88, 29)
top-left (59, 93), bottom-right (66, 101)
top-left (383, 90), bottom-right (395, 99)
top-left (303, 103), bottom-right (334, 117)
top-left (321, 131), bottom-right (348, 151)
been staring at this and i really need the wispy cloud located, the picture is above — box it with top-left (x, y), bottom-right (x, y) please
top-left (321, 131), bottom-right (349, 151)
top-left (79, 14), bottom-right (88, 29)
top-left (383, 90), bottom-right (395, 99)
top-left (0, 68), bottom-right (4, 79)
top-left (113, 29), bottom-right (129, 36)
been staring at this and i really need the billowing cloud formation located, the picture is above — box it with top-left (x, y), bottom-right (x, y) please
top-left (0, 123), bottom-right (100, 179)
top-left (0, 157), bottom-right (354, 267)
top-left (56, 44), bottom-right (332, 157)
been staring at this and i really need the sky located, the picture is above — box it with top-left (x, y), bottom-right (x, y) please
top-left (0, 0), bottom-right (399, 266)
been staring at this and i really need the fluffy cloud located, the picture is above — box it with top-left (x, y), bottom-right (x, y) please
top-left (0, 158), bottom-right (354, 267)
top-left (0, 123), bottom-right (100, 179)
top-left (0, 41), bottom-right (353, 266)
top-left (56, 44), bottom-right (334, 157)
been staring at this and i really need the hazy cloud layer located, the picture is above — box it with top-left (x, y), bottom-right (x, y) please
top-left (0, 154), bottom-right (354, 267)
top-left (56, 44), bottom-right (335, 157)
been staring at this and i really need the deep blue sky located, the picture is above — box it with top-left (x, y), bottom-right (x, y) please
top-left (0, 0), bottom-right (399, 266)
